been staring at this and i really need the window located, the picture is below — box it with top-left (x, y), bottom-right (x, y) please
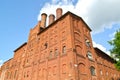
top-left (26, 59), bottom-right (29, 63)
top-left (100, 70), bottom-right (102, 75)
top-left (106, 71), bottom-right (108, 76)
top-left (44, 42), bottom-right (48, 49)
top-left (27, 71), bottom-right (29, 77)
top-left (53, 66), bottom-right (57, 75)
top-left (76, 45), bottom-right (82, 55)
top-left (85, 39), bottom-right (90, 47)
top-left (54, 49), bottom-right (58, 57)
top-left (62, 46), bottom-right (66, 54)
top-left (114, 74), bottom-right (116, 77)
top-left (48, 67), bottom-right (51, 76)
top-left (24, 72), bottom-right (26, 78)
top-left (38, 69), bottom-right (42, 78)
top-left (14, 70), bottom-right (17, 78)
top-left (79, 63), bottom-right (85, 74)
top-left (87, 51), bottom-right (93, 60)
top-left (10, 72), bottom-right (12, 79)
top-left (90, 66), bottom-right (96, 76)
top-left (7, 72), bottom-right (10, 79)
top-left (62, 64), bottom-right (66, 74)
top-left (43, 69), bottom-right (46, 78)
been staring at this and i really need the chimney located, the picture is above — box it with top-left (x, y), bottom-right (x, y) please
top-left (41, 13), bottom-right (47, 28)
top-left (49, 14), bottom-right (55, 25)
top-left (37, 21), bottom-right (41, 27)
top-left (56, 8), bottom-right (63, 19)
top-left (37, 21), bottom-right (41, 33)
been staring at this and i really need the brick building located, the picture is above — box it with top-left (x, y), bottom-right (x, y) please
top-left (0, 8), bottom-right (120, 80)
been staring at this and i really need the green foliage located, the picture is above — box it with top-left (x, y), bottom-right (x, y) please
top-left (115, 61), bottom-right (120, 71)
top-left (108, 29), bottom-right (120, 70)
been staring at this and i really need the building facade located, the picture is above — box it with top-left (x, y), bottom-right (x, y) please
top-left (0, 8), bottom-right (120, 80)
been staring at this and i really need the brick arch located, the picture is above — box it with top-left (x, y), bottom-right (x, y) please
top-left (74, 32), bottom-right (81, 43)
top-left (75, 45), bottom-right (82, 55)
top-left (78, 63), bottom-right (86, 74)
top-left (74, 31), bottom-right (81, 36)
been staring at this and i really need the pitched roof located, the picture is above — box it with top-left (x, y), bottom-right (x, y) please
top-left (38, 11), bottom-right (92, 35)
top-left (94, 47), bottom-right (116, 63)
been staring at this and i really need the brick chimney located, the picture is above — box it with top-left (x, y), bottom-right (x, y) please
top-left (37, 21), bottom-right (41, 27)
top-left (49, 14), bottom-right (55, 25)
top-left (37, 21), bottom-right (41, 33)
top-left (56, 8), bottom-right (63, 19)
top-left (41, 13), bottom-right (47, 28)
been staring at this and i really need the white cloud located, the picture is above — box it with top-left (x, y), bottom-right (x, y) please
top-left (109, 31), bottom-right (116, 39)
top-left (38, 0), bottom-right (120, 34)
top-left (0, 59), bottom-right (3, 67)
top-left (87, 0), bottom-right (120, 33)
top-left (93, 41), bottom-right (110, 55)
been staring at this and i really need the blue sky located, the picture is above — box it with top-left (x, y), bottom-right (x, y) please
top-left (0, 0), bottom-right (48, 65)
top-left (0, 0), bottom-right (120, 66)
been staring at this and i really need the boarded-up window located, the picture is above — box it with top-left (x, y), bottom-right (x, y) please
top-left (53, 66), bottom-right (57, 75)
top-left (62, 64), bottom-right (66, 74)
top-left (78, 63), bottom-right (85, 74)
top-left (14, 70), bottom-right (17, 78)
top-left (48, 67), bottom-right (51, 76)
top-left (76, 45), bottom-right (82, 55)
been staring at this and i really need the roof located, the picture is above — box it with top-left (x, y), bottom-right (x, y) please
top-left (14, 42), bottom-right (27, 52)
top-left (3, 58), bottom-right (13, 65)
top-left (94, 47), bottom-right (115, 63)
top-left (38, 11), bottom-right (92, 35)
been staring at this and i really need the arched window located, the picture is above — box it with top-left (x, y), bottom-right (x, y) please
top-left (27, 71), bottom-right (29, 77)
top-left (44, 42), bottom-right (48, 49)
top-left (62, 64), bottom-right (66, 74)
top-left (49, 51), bottom-right (53, 59)
top-left (14, 70), bottom-right (17, 78)
top-left (38, 69), bottom-right (42, 78)
top-left (53, 66), bottom-right (57, 75)
top-left (76, 45), bottom-right (82, 55)
top-left (54, 49), bottom-right (58, 57)
top-left (100, 70), bottom-right (102, 75)
top-left (43, 68), bottom-right (46, 79)
top-left (85, 39), bottom-right (90, 47)
top-left (87, 51), bottom-right (93, 60)
top-left (90, 66), bottom-right (96, 76)
top-left (7, 72), bottom-right (10, 79)
top-left (106, 71), bottom-right (108, 76)
top-left (62, 46), bottom-right (66, 54)
top-left (48, 67), bottom-right (51, 76)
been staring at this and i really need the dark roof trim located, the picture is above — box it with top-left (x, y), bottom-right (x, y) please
top-left (94, 47), bottom-right (115, 63)
top-left (14, 42), bottom-right (27, 52)
top-left (38, 11), bottom-right (92, 35)
top-left (3, 58), bottom-right (13, 64)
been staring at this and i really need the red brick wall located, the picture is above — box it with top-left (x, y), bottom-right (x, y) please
top-left (95, 48), bottom-right (120, 80)
top-left (0, 9), bottom-right (120, 80)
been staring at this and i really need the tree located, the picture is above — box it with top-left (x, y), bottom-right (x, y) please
top-left (108, 29), bottom-right (120, 70)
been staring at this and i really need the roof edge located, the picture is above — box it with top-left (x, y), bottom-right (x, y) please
top-left (37, 11), bottom-right (92, 35)
top-left (94, 47), bottom-right (115, 63)
top-left (14, 42), bottom-right (27, 52)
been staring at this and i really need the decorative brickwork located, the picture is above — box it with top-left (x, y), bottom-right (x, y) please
top-left (0, 8), bottom-right (120, 80)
